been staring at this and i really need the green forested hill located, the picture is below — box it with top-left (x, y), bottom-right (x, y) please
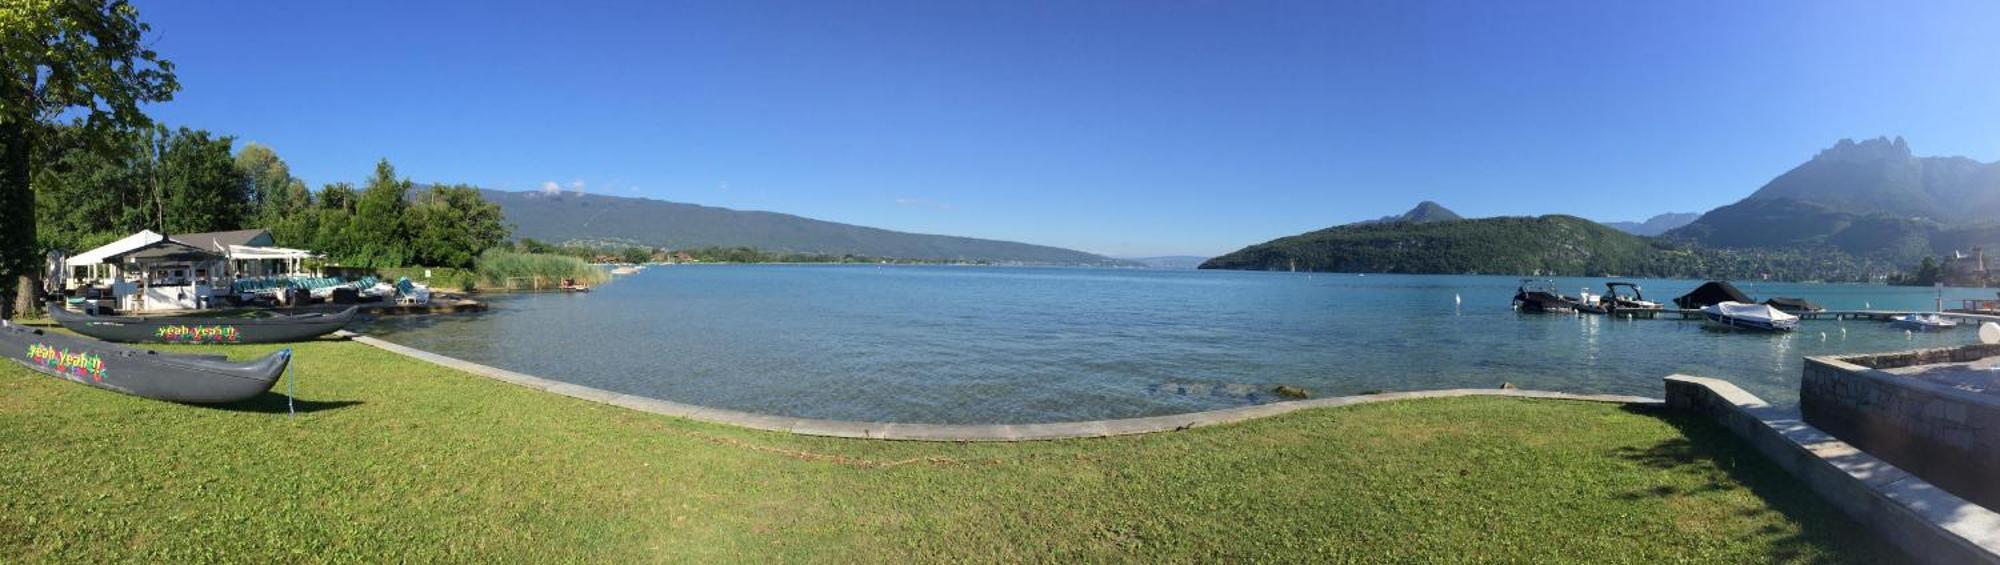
top-left (1197, 215), bottom-right (1891, 280)
top-left (1201, 215), bottom-right (1668, 275)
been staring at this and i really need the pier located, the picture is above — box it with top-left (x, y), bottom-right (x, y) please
top-left (1634, 308), bottom-right (2000, 323)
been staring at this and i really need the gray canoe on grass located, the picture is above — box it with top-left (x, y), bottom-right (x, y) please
top-left (48, 304), bottom-right (357, 344)
top-left (1, 320), bottom-right (289, 404)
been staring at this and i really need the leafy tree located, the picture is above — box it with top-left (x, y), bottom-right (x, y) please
top-left (30, 123), bottom-right (150, 252)
top-left (0, 0), bottom-right (178, 317)
top-left (302, 182), bottom-right (359, 261)
top-left (234, 142), bottom-right (305, 225)
top-left (156, 127), bottom-right (246, 233)
top-left (619, 246), bottom-right (652, 265)
top-left (406, 184), bottom-right (509, 268)
top-left (345, 160), bottom-right (412, 267)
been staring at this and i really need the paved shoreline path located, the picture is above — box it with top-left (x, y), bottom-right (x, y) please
top-left (350, 334), bottom-right (1661, 441)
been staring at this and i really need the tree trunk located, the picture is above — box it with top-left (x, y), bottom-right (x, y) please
top-left (13, 275), bottom-right (39, 319)
top-left (0, 115), bottom-right (33, 320)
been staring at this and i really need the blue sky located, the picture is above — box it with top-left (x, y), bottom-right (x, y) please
top-left (135, 1), bottom-right (2000, 257)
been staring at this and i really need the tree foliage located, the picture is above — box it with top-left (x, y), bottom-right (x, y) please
top-left (155, 127), bottom-right (246, 233)
top-left (407, 184), bottom-right (509, 269)
top-left (31, 123), bottom-right (247, 249)
top-left (1, 0), bottom-right (178, 317)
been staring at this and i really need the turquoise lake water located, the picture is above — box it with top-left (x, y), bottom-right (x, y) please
top-left (360, 265), bottom-right (1995, 424)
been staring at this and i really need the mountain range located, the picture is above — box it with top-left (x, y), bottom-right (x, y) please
top-left (480, 189), bottom-right (1128, 265)
top-left (1664, 136), bottom-right (2000, 265)
top-left (1602, 213), bottom-right (1699, 236)
top-left (1202, 137), bottom-right (1998, 279)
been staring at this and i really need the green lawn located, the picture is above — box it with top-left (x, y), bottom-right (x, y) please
top-left (0, 338), bottom-right (1898, 563)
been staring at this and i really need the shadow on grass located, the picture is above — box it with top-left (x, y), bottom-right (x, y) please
top-left (196, 392), bottom-right (363, 414)
top-left (1610, 404), bottom-right (1905, 564)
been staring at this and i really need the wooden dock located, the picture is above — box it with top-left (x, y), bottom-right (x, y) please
top-left (1644, 308), bottom-right (2000, 324)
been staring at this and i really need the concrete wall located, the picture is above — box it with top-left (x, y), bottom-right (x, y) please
top-left (1665, 375), bottom-right (2000, 565)
top-left (1802, 345), bottom-right (2000, 510)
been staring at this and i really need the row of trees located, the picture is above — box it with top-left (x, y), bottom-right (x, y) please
top-left (264, 159), bottom-right (511, 269)
top-left (1887, 256), bottom-right (1944, 286)
top-left (33, 124), bottom-right (254, 253)
top-left (31, 118), bottom-right (512, 270)
top-left (4, 2), bottom-right (522, 317)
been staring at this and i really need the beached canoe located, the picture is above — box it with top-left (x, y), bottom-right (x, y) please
top-left (49, 304), bottom-right (356, 344)
top-left (1, 320), bottom-right (290, 404)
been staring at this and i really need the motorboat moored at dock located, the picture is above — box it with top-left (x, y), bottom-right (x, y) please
top-left (1889, 313), bottom-right (1959, 331)
top-left (1599, 282), bottom-right (1663, 317)
top-left (1512, 279), bottom-right (1575, 314)
top-left (1701, 301), bottom-right (1799, 332)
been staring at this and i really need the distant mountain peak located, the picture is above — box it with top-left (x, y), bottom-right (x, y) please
top-left (1354, 201), bottom-right (1463, 225)
top-left (1602, 212), bottom-right (1699, 236)
top-left (1814, 136), bottom-right (1913, 163)
top-left (1664, 136), bottom-right (2000, 267)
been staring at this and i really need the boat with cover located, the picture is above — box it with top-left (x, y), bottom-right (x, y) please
top-left (1, 320), bottom-right (289, 403)
top-left (1674, 281), bottom-right (1754, 309)
top-left (1762, 297), bottom-right (1825, 314)
top-left (1890, 313), bottom-right (1959, 331)
top-left (49, 303), bottom-right (356, 344)
top-left (1701, 301), bottom-right (1800, 332)
top-left (1513, 279), bottom-right (1575, 314)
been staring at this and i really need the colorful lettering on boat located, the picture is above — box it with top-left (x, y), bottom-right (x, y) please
top-left (26, 343), bottom-right (107, 382)
top-left (154, 324), bottom-right (241, 343)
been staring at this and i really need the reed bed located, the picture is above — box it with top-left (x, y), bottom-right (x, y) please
top-left (473, 250), bottom-right (609, 290)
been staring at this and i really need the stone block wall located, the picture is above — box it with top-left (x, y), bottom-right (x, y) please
top-left (1802, 346), bottom-right (2000, 511)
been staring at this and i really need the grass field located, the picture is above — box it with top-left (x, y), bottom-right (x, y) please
top-left (0, 338), bottom-right (1898, 562)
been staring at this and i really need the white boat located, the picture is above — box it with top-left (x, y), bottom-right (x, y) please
top-left (611, 266), bottom-right (640, 275)
top-left (1890, 313), bottom-right (1958, 331)
top-left (1701, 301), bottom-right (1799, 332)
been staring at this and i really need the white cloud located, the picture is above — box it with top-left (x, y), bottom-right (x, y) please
top-left (539, 181), bottom-right (561, 194)
top-left (568, 179), bottom-right (585, 192)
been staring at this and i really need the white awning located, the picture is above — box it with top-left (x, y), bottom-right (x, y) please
top-left (226, 245), bottom-right (320, 260)
top-left (68, 230), bottom-right (165, 266)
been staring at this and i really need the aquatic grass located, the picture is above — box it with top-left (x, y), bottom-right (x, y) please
top-left (0, 339), bottom-right (1898, 562)
top-left (472, 249), bottom-right (608, 290)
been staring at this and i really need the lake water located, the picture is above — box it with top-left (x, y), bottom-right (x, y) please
top-left (360, 266), bottom-right (1994, 424)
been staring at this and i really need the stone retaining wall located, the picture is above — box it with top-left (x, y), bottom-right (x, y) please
top-left (1666, 375), bottom-right (1999, 565)
top-left (1803, 346), bottom-right (2000, 510)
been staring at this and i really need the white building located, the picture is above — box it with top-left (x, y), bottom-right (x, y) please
top-left (60, 228), bottom-right (322, 313)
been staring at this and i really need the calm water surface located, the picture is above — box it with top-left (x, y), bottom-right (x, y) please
top-left (361, 266), bottom-right (1992, 424)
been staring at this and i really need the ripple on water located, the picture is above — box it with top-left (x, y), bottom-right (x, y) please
top-left (360, 266), bottom-right (1990, 424)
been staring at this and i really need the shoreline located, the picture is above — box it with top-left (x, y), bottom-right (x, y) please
top-left (349, 333), bottom-right (1657, 440)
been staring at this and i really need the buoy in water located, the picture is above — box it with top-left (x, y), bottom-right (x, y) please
top-left (1980, 322), bottom-right (2000, 344)
top-left (1820, 332), bottom-right (1827, 342)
